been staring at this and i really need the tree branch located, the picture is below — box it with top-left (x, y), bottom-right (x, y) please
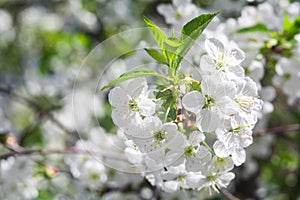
top-left (0, 147), bottom-right (128, 161)
top-left (253, 124), bottom-right (300, 137)
top-left (220, 189), bottom-right (240, 200)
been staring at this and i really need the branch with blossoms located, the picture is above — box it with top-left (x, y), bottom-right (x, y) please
top-left (99, 12), bottom-right (264, 196)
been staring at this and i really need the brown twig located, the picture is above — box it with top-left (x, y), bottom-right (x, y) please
top-left (0, 147), bottom-right (128, 161)
top-left (253, 124), bottom-right (300, 137)
top-left (220, 189), bottom-right (240, 200)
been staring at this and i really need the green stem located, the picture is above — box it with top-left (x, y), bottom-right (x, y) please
top-left (154, 73), bottom-right (172, 82)
top-left (202, 140), bottom-right (215, 155)
top-left (164, 106), bottom-right (171, 123)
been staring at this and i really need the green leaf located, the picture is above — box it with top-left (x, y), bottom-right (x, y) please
top-left (283, 14), bottom-right (300, 40)
top-left (101, 67), bottom-right (164, 90)
top-left (171, 12), bottom-right (218, 70)
top-left (144, 48), bottom-right (168, 64)
top-left (283, 13), bottom-right (291, 33)
top-left (236, 23), bottom-right (272, 34)
top-left (163, 42), bottom-right (178, 68)
top-left (144, 16), bottom-right (168, 52)
top-left (168, 106), bottom-right (177, 121)
top-left (165, 37), bottom-right (182, 47)
top-left (181, 12), bottom-right (219, 40)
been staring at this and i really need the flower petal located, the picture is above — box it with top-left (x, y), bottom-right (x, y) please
top-left (213, 140), bottom-right (230, 158)
top-left (108, 87), bottom-right (130, 108)
top-left (205, 38), bottom-right (224, 61)
top-left (182, 91), bottom-right (204, 114)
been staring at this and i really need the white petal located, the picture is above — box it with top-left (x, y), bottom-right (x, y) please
top-left (205, 38), bottom-right (224, 61)
top-left (108, 87), bottom-right (130, 108)
top-left (162, 122), bottom-right (178, 134)
top-left (215, 128), bottom-right (226, 142)
top-left (182, 91), bottom-right (204, 114)
top-left (165, 153), bottom-right (184, 166)
top-left (229, 65), bottom-right (245, 77)
top-left (196, 145), bottom-right (212, 160)
top-left (186, 174), bottom-right (206, 189)
top-left (201, 75), bottom-right (217, 96)
top-left (124, 147), bottom-right (143, 165)
top-left (240, 133), bottom-right (253, 148)
top-left (143, 116), bottom-right (162, 132)
top-left (230, 47), bottom-right (245, 66)
top-left (111, 109), bottom-right (129, 128)
top-left (214, 81), bottom-right (236, 99)
top-left (138, 97), bottom-right (156, 116)
top-left (211, 156), bottom-right (234, 172)
top-left (217, 172), bottom-right (235, 188)
top-left (232, 148), bottom-right (246, 166)
top-left (162, 181), bottom-right (179, 192)
top-left (200, 55), bottom-right (216, 73)
top-left (125, 77), bottom-right (147, 98)
top-left (199, 110), bottom-right (220, 132)
top-left (213, 140), bottom-right (230, 158)
top-left (168, 132), bottom-right (186, 150)
top-left (189, 131), bottom-right (205, 146)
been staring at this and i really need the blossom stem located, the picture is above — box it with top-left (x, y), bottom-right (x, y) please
top-left (154, 73), bottom-right (173, 82)
top-left (202, 140), bottom-right (215, 155)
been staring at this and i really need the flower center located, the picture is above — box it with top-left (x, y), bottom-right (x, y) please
top-left (175, 11), bottom-right (183, 19)
top-left (184, 145), bottom-right (195, 156)
top-left (154, 130), bottom-right (166, 142)
top-left (128, 99), bottom-right (138, 111)
top-left (177, 175), bottom-right (186, 182)
top-left (207, 174), bottom-right (217, 181)
top-left (90, 173), bottom-right (100, 181)
top-left (203, 95), bottom-right (215, 109)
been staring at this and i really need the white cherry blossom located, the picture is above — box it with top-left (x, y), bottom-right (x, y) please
top-left (182, 75), bottom-right (238, 132)
top-left (109, 77), bottom-right (156, 128)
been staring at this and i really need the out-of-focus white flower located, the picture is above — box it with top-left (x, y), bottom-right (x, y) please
top-left (17, 178), bottom-right (39, 200)
top-left (80, 160), bottom-right (107, 189)
top-left (273, 57), bottom-right (300, 105)
top-left (238, 3), bottom-right (281, 31)
top-left (0, 9), bottom-right (13, 33)
top-left (157, 0), bottom-right (199, 27)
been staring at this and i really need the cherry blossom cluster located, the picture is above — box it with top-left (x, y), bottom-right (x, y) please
top-left (108, 37), bottom-right (263, 194)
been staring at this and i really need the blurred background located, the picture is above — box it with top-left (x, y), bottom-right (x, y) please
top-left (0, 0), bottom-right (300, 199)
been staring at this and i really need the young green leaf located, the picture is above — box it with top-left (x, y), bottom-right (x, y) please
top-left (144, 48), bottom-right (168, 64)
top-left (283, 14), bottom-right (300, 40)
top-left (236, 23), bottom-right (272, 34)
top-left (144, 16), bottom-right (168, 52)
top-left (181, 12), bottom-right (219, 40)
top-left (101, 67), bottom-right (168, 90)
top-left (165, 37), bottom-right (182, 47)
top-left (171, 12), bottom-right (218, 70)
top-left (283, 13), bottom-right (291, 33)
